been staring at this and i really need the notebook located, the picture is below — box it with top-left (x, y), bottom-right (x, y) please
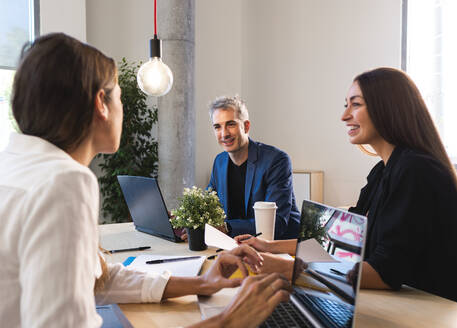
top-left (128, 255), bottom-right (206, 277)
top-left (260, 201), bottom-right (367, 328)
top-left (117, 176), bottom-right (182, 242)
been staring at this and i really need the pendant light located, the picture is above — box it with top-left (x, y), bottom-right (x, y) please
top-left (137, 0), bottom-right (173, 96)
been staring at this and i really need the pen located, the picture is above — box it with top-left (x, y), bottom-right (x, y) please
top-left (239, 232), bottom-right (262, 242)
top-left (109, 246), bottom-right (151, 254)
top-left (146, 256), bottom-right (202, 264)
top-left (330, 268), bottom-right (347, 276)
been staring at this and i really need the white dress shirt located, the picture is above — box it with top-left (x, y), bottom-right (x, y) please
top-left (0, 133), bottom-right (170, 328)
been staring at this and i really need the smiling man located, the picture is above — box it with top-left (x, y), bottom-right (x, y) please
top-left (207, 96), bottom-right (300, 239)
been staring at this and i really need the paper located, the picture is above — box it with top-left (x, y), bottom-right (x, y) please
top-left (204, 223), bottom-right (239, 250)
top-left (297, 239), bottom-right (339, 263)
top-left (128, 255), bottom-right (205, 277)
top-left (198, 287), bottom-right (239, 319)
top-left (275, 253), bottom-right (294, 261)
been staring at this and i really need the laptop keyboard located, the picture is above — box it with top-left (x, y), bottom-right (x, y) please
top-left (260, 293), bottom-right (353, 328)
top-left (295, 292), bottom-right (353, 328)
top-left (260, 301), bottom-right (313, 328)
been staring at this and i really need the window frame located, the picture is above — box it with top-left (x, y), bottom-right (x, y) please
top-left (0, 0), bottom-right (40, 70)
top-left (401, 0), bottom-right (457, 164)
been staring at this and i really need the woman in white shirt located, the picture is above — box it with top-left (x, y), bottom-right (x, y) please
top-left (0, 33), bottom-right (290, 328)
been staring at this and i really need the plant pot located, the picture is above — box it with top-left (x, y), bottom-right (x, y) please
top-left (186, 227), bottom-right (207, 251)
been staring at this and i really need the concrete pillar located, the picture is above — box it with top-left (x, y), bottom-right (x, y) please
top-left (157, 0), bottom-right (195, 209)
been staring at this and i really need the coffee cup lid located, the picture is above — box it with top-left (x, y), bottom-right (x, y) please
top-left (253, 201), bottom-right (277, 209)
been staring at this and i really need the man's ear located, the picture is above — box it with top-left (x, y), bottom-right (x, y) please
top-left (243, 120), bottom-right (251, 133)
top-left (94, 89), bottom-right (108, 121)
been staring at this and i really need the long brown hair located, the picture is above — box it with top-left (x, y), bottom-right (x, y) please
top-left (12, 33), bottom-right (116, 152)
top-left (354, 67), bottom-right (457, 187)
top-left (12, 33), bottom-right (115, 292)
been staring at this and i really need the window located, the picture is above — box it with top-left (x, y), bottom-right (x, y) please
top-left (404, 0), bottom-right (457, 163)
top-left (0, 0), bottom-right (39, 150)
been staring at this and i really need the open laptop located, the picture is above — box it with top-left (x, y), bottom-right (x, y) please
top-left (117, 175), bottom-right (182, 242)
top-left (260, 200), bottom-right (367, 328)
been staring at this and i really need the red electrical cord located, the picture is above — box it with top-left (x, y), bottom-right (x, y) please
top-left (154, 0), bottom-right (157, 36)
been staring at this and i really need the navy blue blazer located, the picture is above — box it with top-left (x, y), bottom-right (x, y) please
top-left (208, 139), bottom-right (300, 239)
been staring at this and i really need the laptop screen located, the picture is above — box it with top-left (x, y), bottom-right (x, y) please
top-left (117, 175), bottom-right (179, 242)
top-left (290, 200), bottom-right (367, 328)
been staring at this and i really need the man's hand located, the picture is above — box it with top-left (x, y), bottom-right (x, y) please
top-left (179, 231), bottom-right (188, 241)
top-left (216, 224), bottom-right (228, 234)
top-left (168, 211), bottom-right (188, 241)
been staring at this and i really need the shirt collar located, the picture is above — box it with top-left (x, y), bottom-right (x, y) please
top-left (5, 132), bottom-right (74, 161)
top-left (383, 146), bottom-right (403, 174)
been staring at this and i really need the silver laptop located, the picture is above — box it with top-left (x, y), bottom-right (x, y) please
top-left (260, 200), bottom-right (367, 328)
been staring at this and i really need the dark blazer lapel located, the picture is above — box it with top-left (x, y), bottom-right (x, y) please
top-left (221, 153), bottom-right (230, 214)
top-left (244, 140), bottom-right (258, 215)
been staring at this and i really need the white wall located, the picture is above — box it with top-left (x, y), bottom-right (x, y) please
top-left (86, 0), bottom-right (152, 64)
top-left (195, 0), bottom-right (243, 188)
top-left (85, 0), bottom-right (159, 204)
top-left (81, 0), bottom-right (402, 208)
top-left (40, 0), bottom-right (86, 41)
top-left (195, 0), bottom-right (402, 207)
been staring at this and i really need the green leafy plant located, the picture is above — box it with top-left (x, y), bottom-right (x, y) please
top-left (298, 203), bottom-right (328, 245)
top-left (170, 187), bottom-right (226, 229)
top-left (97, 58), bottom-right (158, 223)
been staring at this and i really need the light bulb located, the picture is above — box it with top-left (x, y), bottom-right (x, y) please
top-left (137, 57), bottom-right (173, 96)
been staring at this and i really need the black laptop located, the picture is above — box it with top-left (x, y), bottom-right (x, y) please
top-left (117, 175), bottom-right (182, 242)
top-left (260, 200), bottom-right (367, 328)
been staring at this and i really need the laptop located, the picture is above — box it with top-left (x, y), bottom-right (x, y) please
top-left (260, 200), bottom-right (367, 328)
top-left (117, 175), bottom-right (182, 242)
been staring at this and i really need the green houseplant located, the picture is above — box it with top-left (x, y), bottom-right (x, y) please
top-left (298, 203), bottom-right (327, 245)
top-left (170, 186), bottom-right (226, 250)
top-left (97, 58), bottom-right (158, 223)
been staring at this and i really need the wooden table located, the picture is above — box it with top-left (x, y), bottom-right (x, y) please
top-left (99, 223), bottom-right (215, 328)
top-left (100, 223), bottom-right (457, 328)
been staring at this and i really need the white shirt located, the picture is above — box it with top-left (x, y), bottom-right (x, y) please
top-left (0, 133), bottom-right (170, 328)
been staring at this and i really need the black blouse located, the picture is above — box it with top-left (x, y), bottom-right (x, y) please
top-left (350, 146), bottom-right (457, 301)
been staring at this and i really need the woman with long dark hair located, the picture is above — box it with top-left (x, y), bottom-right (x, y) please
top-left (342, 67), bottom-right (457, 301)
top-left (237, 67), bottom-right (457, 302)
top-left (0, 33), bottom-right (290, 327)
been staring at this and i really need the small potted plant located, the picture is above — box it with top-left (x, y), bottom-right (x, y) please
top-left (170, 186), bottom-right (225, 251)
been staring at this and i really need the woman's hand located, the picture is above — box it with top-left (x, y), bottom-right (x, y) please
top-left (198, 245), bottom-right (264, 295)
top-left (218, 273), bottom-right (292, 328)
top-left (234, 234), bottom-right (272, 252)
top-left (257, 253), bottom-right (295, 281)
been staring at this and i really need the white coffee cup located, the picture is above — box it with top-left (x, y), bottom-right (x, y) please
top-left (253, 201), bottom-right (277, 240)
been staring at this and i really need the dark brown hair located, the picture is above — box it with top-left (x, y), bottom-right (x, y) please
top-left (354, 67), bottom-right (457, 187)
top-left (12, 33), bottom-right (116, 152)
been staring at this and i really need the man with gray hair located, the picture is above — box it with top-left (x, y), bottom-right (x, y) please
top-left (207, 95), bottom-right (300, 239)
